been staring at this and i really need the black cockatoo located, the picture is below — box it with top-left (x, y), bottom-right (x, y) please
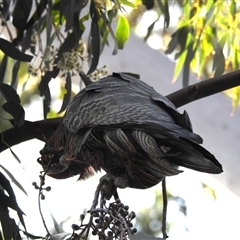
top-left (38, 73), bottom-right (222, 190)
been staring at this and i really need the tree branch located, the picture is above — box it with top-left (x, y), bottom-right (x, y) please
top-left (0, 118), bottom-right (61, 153)
top-left (0, 70), bottom-right (240, 153)
top-left (166, 70), bottom-right (240, 108)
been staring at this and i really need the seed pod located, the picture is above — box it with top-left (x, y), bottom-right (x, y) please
top-left (80, 214), bottom-right (85, 221)
top-left (45, 186), bottom-right (51, 191)
top-left (124, 205), bottom-right (129, 210)
top-left (128, 211), bottom-right (136, 219)
top-left (128, 222), bottom-right (133, 228)
top-left (131, 228), bottom-right (137, 234)
top-left (95, 218), bottom-right (100, 224)
top-left (71, 224), bottom-right (80, 231)
top-left (104, 216), bottom-right (111, 223)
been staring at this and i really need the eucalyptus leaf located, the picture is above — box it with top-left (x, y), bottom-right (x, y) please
top-left (58, 73), bottom-right (72, 113)
top-left (26, 0), bottom-right (48, 29)
top-left (38, 67), bottom-right (59, 96)
top-left (0, 55), bottom-right (8, 83)
top-left (2, 102), bottom-right (25, 127)
top-left (0, 190), bottom-right (12, 240)
top-left (213, 42), bottom-right (225, 77)
top-left (43, 86), bottom-right (51, 119)
top-left (0, 83), bottom-right (21, 104)
top-left (142, 0), bottom-right (154, 10)
top-left (0, 38), bottom-right (33, 62)
top-left (87, 1), bottom-right (100, 75)
top-left (115, 15), bottom-right (130, 49)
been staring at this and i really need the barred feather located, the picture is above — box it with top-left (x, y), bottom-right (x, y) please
top-left (39, 73), bottom-right (222, 189)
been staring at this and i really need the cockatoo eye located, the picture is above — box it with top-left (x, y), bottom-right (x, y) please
top-left (48, 153), bottom-right (54, 159)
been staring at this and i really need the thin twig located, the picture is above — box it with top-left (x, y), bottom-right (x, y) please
top-left (78, 178), bottom-right (108, 239)
top-left (91, 178), bottom-right (108, 211)
top-left (114, 189), bottom-right (119, 200)
top-left (38, 171), bottom-right (51, 236)
top-left (37, 159), bottom-right (56, 237)
top-left (162, 178), bottom-right (168, 239)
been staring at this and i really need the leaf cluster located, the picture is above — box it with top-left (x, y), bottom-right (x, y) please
top-left (0, 0), bottom-right (132, 128)
top-left (138, 0), bottom-right (240, 108)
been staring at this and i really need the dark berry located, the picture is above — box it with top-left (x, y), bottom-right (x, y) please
top-left (131, 228), bottom-right (137, 234)
top-left (80, 214), bottom-right (85, 221)
top-left (124, 205), bottom-right (129, 210)
top-left (45, 186), bottom-right (51, 191)
top-left (72, 224), bottom-right (80, 231)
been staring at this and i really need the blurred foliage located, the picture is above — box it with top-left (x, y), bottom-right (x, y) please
top-left (129, 0), bottom-right (240, 110)
top-left (135, 189), bottom-right (187, 238)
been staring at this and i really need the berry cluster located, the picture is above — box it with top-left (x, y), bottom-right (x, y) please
top-left (32, 174), bottom-right (51, 200)
top-left (71, 199), bottom-right (137, 240)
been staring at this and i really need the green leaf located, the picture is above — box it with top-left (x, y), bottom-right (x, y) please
top-left (165, 29), bottom-right (180, 55)
top-left (9, 148), bottom-right (21, 164)
top-left (164, 0), bottom-right (170, 28)
top-left (87, 1), bottom-right (100, 74)
top-left (26, 0), bottom-right (48, 29)
top-left (119, 0), bottom-right (136, 8)
top-left (182, 32), bottom-right (200, 87)
top-left (2, 102), bottom-right (25, 127)
top-left (38, 67), bottom-right (59, 96)
top-left (165, 26), bottom-right (190, 58)
top-left (233, 48), bottom-right (239, 70)
top-left (43, 86), bottom-right (51, 119)
top-left (230, 0), bottom-right (236, 17)
top-left (174, 27), bottom-right (190, 59)
top-left (46, 0), bottom-right (53, 45)
top-left (79, 71), bottom-right (92, 86)
top-left (0, 54), bottom-right (8, 83)
top-left (142, 0), bottom-right (154, 10)
top-left (156, 0), bottom-right (170, 27)
top-left (60, 0), bottom-right (75, 31)
top-left (212, 41), bottom-right (225, 77)
top-left (99, 9), bottom-right (118, 55)
top-left (12, 0), bottom-right (32, 32)
top-left (0, 171), bottom-right (26, 237)
top-left (0, 83), bottom-right (21, 104)
top-left (144, 19), bottom-right (158, 42)
top-left (115, 15), bottom-right (130, 49)
top-left (0, 190), bottom-right (12, 240)
top-left (182, 41), bottom-right (194, 87)
top-left (0, 38), bottom-right (33, 62)
top-left (59, 0), bottom-right (88, 31)
top-left (10, 219), bottom-right (21, 240)
top-left (11, 61), bottom-right (20, 87)
top-left (58, 73), bottom-right (71, 113)
top-left (0, 165), bottom-right (27, 196)
top-left (172, 49), bottom-right (187, 83)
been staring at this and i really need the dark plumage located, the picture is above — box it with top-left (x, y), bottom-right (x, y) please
top-left (38, 73), bottom-right (222, 189)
